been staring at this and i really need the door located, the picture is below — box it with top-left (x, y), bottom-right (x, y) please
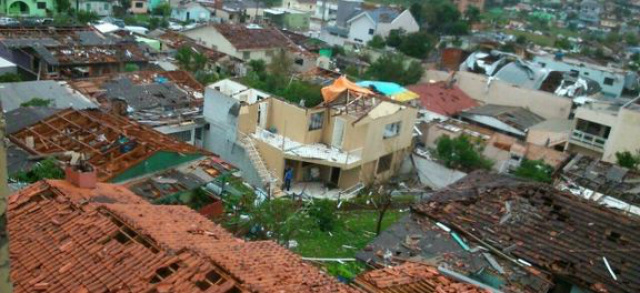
top-left (331, 118), bottom-right (345, 149)
top-left (330, 167), bottom-right (341, 186)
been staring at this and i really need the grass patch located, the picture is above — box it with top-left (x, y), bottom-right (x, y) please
top-left (293, 209), bottom-right (407, 258)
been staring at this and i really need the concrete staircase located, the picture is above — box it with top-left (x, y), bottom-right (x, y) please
top-left (240, 134), bottom-right (284, 197)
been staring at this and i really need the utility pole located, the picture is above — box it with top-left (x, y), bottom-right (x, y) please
top-left (0, 111), bottom-right (12, 293)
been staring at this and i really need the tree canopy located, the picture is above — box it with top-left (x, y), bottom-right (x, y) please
top-left (616, 151), bottom-right (640, 170)
top-left (434, 135), bottom-right (493, 171)
top-left (514, 159), bottom-right (554, 183)
top-left (364, 53), bottom-right (424, 85)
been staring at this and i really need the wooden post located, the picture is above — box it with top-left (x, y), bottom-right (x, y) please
top-left (0, 112), bottom-right (12, 293)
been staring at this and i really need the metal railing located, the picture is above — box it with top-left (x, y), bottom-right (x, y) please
top-left (570, 130), bottom-right (607, 149)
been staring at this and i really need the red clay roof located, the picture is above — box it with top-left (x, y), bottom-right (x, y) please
top-left (355, 262), bottom-right (490, 293)
top-left (213, 23), bottom-right (289, 51)
top-left (8, 180), bottom-right (361, 293)
top-left (407, 82), bottom-right (478, 116)
top-left (8, 108), bottom-right (206, 182)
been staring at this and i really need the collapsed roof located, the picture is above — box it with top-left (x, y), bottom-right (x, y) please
top-left (460, 50), bottom-right (601, 99)
top-left (8, 108), bottom-right (205, 182)
top-left (413, 171), bottom-right (640, 293)
top-left (0, 26), bottom-right (148, 66)
top-left (8, 179), bottom-right (361, 293)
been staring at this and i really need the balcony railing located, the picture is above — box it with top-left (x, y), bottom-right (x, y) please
top-left (571, 130), bottom-right (607, 149)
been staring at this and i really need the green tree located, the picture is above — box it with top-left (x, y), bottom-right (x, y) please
top-left (124, 63), bottom-right (140, 72)
top-left (465, 6), bottom-right (481, 24)
top-left (12, 158), bottom-right (64, 183)
top-left (365, 53), bottom-right (424, 85)
top-left (554, 38), bottom-right (572, 50)
top-left (367, 35), bottom-right (386, 49)
top-left (54, 0), bottom-right (71, 13)
top-left (0, 73), bottom-right (21, 83)
top-left (626, 33), bottom-right (639, 46)
top-left (616, 151), bottom-right (640, 170)
top-left (398, 32), bottom-right (432, 59)
top-left (514, 159), bottom-right (554, 183)
top-left (76, 10), bottom-right (100, 23)
top-left (246, 198), bottom-right (311, 246)
top-left (308, 199), bottom-right (336, 232)
top-left (410, 3), bottom-right (423, 24)
top-left (516, 35), bottom-right (528, 45)
top-left (386, 29), bottom-right (404, 48)
top-left (153, 2), bottom-right (171, 17)
top-left (434, 135), bottom-right (493, 171)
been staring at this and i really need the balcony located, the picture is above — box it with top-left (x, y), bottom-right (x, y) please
top-left (252, 128), bottom-right (362, 166)
top-left (570, 129), bottom-right (607, 150)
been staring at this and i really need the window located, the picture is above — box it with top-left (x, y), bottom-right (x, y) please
top-left (603, 77), bottom-right (614, 86)
top-left (195, 127), bottom-right (203, 140)
top-left (242, 51), bottom-right (251, 60)
top-left (170, 130), bottom-right (192, 142)
top-left (86, 3), bottom-right (91, 10)
top-left (569, 69), bottom-right (579, 77)
top-left (308, 112), bottom-right (324, 130)
top-left (295, 58), bottom-right (304, 65)
top-left (37, 2), bottom-right (46, 9)
top-left (368, 28), bottom-right (374, 35)
top-left (538, 62), bottom-right (546, 68)
top-left (354, 38), bottom-right (363, 43)
top-left (377, 154), bottom-right (393, 174)
top-left (383, 122), bottom-right (401, 139)
top-left (135, 2), bottom-right (144, 8)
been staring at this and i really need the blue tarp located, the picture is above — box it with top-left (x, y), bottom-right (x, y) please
top-left (356, 81), bottom-right (406, 96)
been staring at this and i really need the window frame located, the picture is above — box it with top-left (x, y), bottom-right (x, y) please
top-left (308, 112), bottom-right (324, 131)
top-left (383, 121), bottom-right (401, 139)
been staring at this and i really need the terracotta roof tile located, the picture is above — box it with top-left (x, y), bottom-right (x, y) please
top-left (9, 109), bottom-right (206, 182)
top-left (213, 23), bottom-right (290, 51)
top-left (355, 262), bottom-right (490, 293)
top-left (407, 82), bottom-right (478, 116)
top-left (9, 180), bottom-right (361, 293)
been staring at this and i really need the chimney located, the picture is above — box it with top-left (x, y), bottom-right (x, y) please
top-left (215, 0), bottom-right (223, 10)
top-left (65, 160), bottom-right (97, 189)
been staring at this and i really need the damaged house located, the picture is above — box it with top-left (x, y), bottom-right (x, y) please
top-left (8, 108), bottom-right (208, 183)
top-left (359, 171), bottom-right (640, 293)
top-left (68, 70), bottom-right (206, 146)
top-left (461, 50), bottom-right (602, 101)
top-left (202, 77), bottom-right (417, 197)
top-left (0, 26), bottom-right (149, 80)
top-left (7, 174), bottom-right (362, 293)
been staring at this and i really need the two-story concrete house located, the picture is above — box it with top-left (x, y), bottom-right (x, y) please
top-left (532, 55), bottom-right (637, 99)
top-left (202, 78), bottom-right (417, 196)
top-left (567, 97), bottom-right (640, 163)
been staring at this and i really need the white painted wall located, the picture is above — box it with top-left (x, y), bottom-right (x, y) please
top-left (183, 26), bottom-right (274, 62)
top-left (348, 14), bottom-right (375, 44)
top-left (376, 10), bottom-right (419, 38)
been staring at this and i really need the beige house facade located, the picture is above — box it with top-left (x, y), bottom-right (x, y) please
top-left (203, 79), bottom-right (417, 193)
top-left (568, 97), bottom-right (640, 163)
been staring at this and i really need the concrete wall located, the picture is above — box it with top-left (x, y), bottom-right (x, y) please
top-left (425, 70), bottom-right (572, 120)
top-left (602, 107), bottom-right (640, 162)
top-left (202, 88), bottom-right (264, 188)
top-left (183, 26), bottom-right (275, 62)
top-left (79, 0), bottom-right (114, 16)
top-left (347, 14), bottom-right (374, 44)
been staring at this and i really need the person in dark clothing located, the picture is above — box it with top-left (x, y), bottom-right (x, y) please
top-left (284, 167), bottom-right (293, 191)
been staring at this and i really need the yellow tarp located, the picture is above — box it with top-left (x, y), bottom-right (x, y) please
top-left (321, 76), bottom-right (373, 104)
top-left (391, 90), bottom-right (419, 102)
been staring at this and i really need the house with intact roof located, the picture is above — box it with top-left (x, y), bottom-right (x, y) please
top-left (319, 3), bottom-right (419, 46)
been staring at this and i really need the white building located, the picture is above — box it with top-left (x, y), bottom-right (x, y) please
top-left (319, 4), bottom-right (419, 46)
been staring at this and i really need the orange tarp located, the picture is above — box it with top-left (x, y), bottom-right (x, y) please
top-left (321, 76), bottom-right (373, 103)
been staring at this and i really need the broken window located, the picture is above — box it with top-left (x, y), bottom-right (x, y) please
top-left (295, 58), bottom-right (304, 66)
top-left (308, 112), bottom-right (324, 131)
top-left (383, 122), bottom-right (401, 139)
top-left (169, 130), bottom-right (192, 142)
top-left (603, 77), bottom-right (614, 86)
top-left (377, 153), bottom-right (393, 174)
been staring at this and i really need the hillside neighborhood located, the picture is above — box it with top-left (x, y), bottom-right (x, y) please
top-left (0, 0), bottom-right (639, 293)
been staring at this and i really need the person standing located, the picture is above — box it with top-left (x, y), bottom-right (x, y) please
top-left (284, 167), bottom-right (293, 191)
